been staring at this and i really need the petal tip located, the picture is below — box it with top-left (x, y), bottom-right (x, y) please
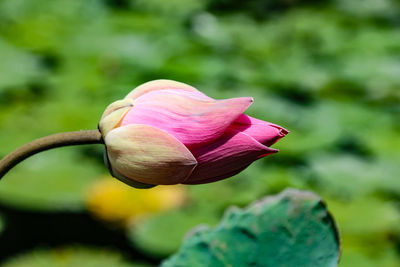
top-left (270, 125), bottom-right (289, 137)
top-left (279, 127), bottom-right (290, 136)
top-left (258, 147), bottom-right (279, 158)
top-left (241, 96), bottom-right (254, 104)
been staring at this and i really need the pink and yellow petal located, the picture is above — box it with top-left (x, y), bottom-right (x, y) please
top-left (105, 124), bottom-right (197, 185)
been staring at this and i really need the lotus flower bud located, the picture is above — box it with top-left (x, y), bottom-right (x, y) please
top-left (99, 80), bottom-right (288, 188)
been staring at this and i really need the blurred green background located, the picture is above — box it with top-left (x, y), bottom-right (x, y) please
top-left (0, 0), bottom-right (399, 266)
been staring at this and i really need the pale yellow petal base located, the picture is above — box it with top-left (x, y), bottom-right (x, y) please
top-left (105, 124), bottom-right (197, 185)
top-left (99, 98), bottom-right (134, 136)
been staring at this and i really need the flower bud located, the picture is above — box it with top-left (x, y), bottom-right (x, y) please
top-left (99, 80), bottom-right (288, 188)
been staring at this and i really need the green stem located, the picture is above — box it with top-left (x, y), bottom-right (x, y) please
top-left (0, 130), bottom-right (104, 179)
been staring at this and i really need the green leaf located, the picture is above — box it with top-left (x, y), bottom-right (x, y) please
top-left (162, 189), bottom-right (340, 267)
top-left (1, 246), bottom-right (150, 267)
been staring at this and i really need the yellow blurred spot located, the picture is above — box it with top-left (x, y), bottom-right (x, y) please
top-left (86, 176), bottom-right (186, 225)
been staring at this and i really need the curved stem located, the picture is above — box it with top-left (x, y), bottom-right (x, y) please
top-left (0, 130), bottom-right (104, 179)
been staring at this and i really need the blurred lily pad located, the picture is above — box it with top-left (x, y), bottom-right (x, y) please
top-left (0, 39), bottom-right (44, 90)
top-left (309, 153), bottom-right (400, 198)
top-left (1, 246), bottom-right (150, 267)
top-left (128, 209), bottom-right (220, 257)
top-left (0, 149), bottom-right (103, 211)
top-left (327, 196), bottom-right (400, 239)
top-left (326, 196), bottom-right (400, 266)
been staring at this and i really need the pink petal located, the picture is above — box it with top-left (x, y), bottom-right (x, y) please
top-left (125, 79), bottom-right (211, 100)
top-left (184, 164), bottom-right (251, 185)
top-left (230, 114), bottom-right (289, 147)
top-left (183, 129), bottom-right (278, 184)
top-left (121, 89), bottom-right (253, 148)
